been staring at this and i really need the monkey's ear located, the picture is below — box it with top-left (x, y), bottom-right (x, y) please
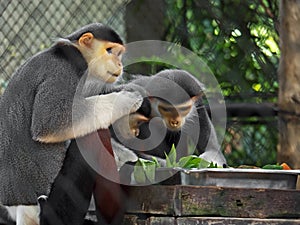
top-left (78, 32), bottom-right (94, 47)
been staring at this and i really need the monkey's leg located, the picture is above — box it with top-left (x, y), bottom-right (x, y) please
top-left (95, 129), bottom-right (124, 225)
top-left (59, 129), bottom-right (124, 225)
top-left (39, 137), bottom-right (98, 225)
top-left (39, 130), bottom-right (125, 225)
top-left (78, 129), bottom-right (124, 225)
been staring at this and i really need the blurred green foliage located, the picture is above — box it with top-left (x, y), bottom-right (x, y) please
top-left (162, 0), bottom-right (280, 166)
top-left (165, 0), bottom-right (279, 98)
top-left (125, 0), bottom-right (279, 167)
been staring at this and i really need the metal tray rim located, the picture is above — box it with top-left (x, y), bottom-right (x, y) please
top-left (179, 168), bottom-right (300, 175)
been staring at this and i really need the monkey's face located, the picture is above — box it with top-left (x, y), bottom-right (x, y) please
top-left (87, 40), bottom-right (125, 83)
top-left (157, 99), bottom-right (194, 131)
top-left (76, 32), bottom-right (125, 83)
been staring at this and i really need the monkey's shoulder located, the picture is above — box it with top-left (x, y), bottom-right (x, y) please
top-left (8, 45), bottom-right (86, 90)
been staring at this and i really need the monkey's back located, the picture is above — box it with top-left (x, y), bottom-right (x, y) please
top-left (0, 45), bottom-right (84, 205)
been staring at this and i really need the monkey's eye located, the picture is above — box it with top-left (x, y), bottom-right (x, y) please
top-left (158, 105), bottom-right (172, 113)
top-left (179, 106), bottom-right (192, 112)
top-left (106, 47), bottom-right (112, 54)
top-left (117, 51), bottom-right (123, 57)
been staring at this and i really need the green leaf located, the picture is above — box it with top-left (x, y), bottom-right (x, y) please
top-left (133, 159), bottom-right (146, 183)
top-left (134, 158), bottom-right (160, 183)
top-left (178, 155), bottom-right (199, 168)
top-left (177, 155), bottom-right (213, 169)
top-left (207, 162), bottom-right (218, 168)
top-left (178, 155), bottom-right (194, 168)
top-left (165, 152), bottom-right (172, 168)
top-left (168, 144), bottom-right (177, 166)
top-left (152, 156), bottom-right (161, 168)
top-left (262, 164), bottom-right (283, 170)
top-left (186, 157), bottom-right (202, 169)
top-left (143, 161), bottom-right (157, 183)
top-left (165, 144), bottom-right (177, 168)
top-left (198, 158), bottom-right (212, 168)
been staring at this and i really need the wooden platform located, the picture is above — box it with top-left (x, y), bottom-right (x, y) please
top-left (123, 185), bottom-right (300, 224)
top-left (123, 215), bottom-right (300, 225)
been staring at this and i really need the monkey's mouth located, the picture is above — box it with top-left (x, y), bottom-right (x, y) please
top-left (108, 71), bottom-right (120, 77)
top-left (167, 125), bottom-right (182, 131)
top-left (164, 120), bottom-right (182, 131)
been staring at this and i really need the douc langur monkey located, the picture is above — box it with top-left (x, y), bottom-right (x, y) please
top-left (38, 129), bottom-right (121, 225)
top-left (112, 69), bottom-right (227, 183)
top-left (0, 23), bottom-right (143, 224)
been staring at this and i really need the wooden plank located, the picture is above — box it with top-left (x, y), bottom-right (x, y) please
top-left (123, 215), bottom-right (141, 225)
top-left (123, 216), bottom-right (300, 225)
top-left (147, 217), bottom-right (175, 225)
top-left (125, 185), bottom-right (300, 218)
top-left (123, 215), bottom-right (175, 225)
top-left (126, 185), bottom-right (177, 215)
top-left (179, 186), bottom-right (300, 218)
top-left (176, 217), bottom-right (300, 225)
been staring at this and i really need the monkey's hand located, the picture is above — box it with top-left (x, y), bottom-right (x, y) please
top-left (108, 90), bottom-right (144, 127)
top-left (122, 83), bottom-right (151, 117)
top-left (94, 91), bottom-right (143, 129)
top-left (112, 113), bottom-right (149, 139)
top-left (129, 113), bottom-right (149, 137)
top-left (70, 91), bottom-right (143, 139)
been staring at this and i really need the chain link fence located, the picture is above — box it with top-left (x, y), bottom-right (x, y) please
top-left (223, 115), bottom-right (277, 167)
top-left (0, 0), bottom-right (128, 94)
top-left (0, 0), bottom-right (279, 167)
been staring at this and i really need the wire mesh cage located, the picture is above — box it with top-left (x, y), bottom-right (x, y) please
top-left (0, 0), bottom-right (280, 167)
top-left (0, 0), bottom-right (128, 94)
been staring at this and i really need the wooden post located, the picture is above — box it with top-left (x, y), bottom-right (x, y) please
top-left (278, 0), bottom-right (300, 169)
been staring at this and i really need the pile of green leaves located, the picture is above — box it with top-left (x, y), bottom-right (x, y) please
top-left (133, 144), bottom-right (219, 183)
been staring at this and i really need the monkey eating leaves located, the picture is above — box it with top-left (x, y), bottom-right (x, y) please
top-left (112, 69), bottom-right (227, 184)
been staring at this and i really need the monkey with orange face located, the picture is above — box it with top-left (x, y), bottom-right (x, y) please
top-left (0, 23), bottom-right (143, 225)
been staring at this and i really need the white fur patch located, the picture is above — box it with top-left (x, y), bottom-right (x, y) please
top-left (111, 138), bottom-right (138, 170)
top-left (36, 91), bottom-right (142, 143)
top-left (72, 91), bottom-right (143, 138)
top-left (6, 205), bottom-right (39, 225)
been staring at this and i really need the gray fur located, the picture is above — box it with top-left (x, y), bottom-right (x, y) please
top-left (131, 69), bottom-right (205, 104)
top-left (0, 23), bottom-right (133, 208)
top-left (0, 204), bottom-right (14, 224)
top-left (65, 22), bottom-right (123, 44)
top-left (0, 44), bottom-right (81, 205)
top-left (113, 69), bottom-right (227, 166)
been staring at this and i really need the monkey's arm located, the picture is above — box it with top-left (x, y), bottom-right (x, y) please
top-left (82, 76), bottom-right (148, 100)
top-left (31, 89), bottom-right (143, 143)
top-left (80, 75), bottom-right (124, 97)
top-left (196, 104), bottom-right (227, 166)
top-left (195, 105), bottom-right (214, 154)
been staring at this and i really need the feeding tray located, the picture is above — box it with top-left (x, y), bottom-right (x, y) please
top-left (180, 168), bottom-right (300, 189)
top-left (155, 168), bottom-right (300, 189)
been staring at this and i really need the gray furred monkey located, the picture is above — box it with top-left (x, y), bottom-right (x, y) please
top-left (0, 23), bottom-right (143, 224)
top-left (112, 69), bottom-right (226, 169)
